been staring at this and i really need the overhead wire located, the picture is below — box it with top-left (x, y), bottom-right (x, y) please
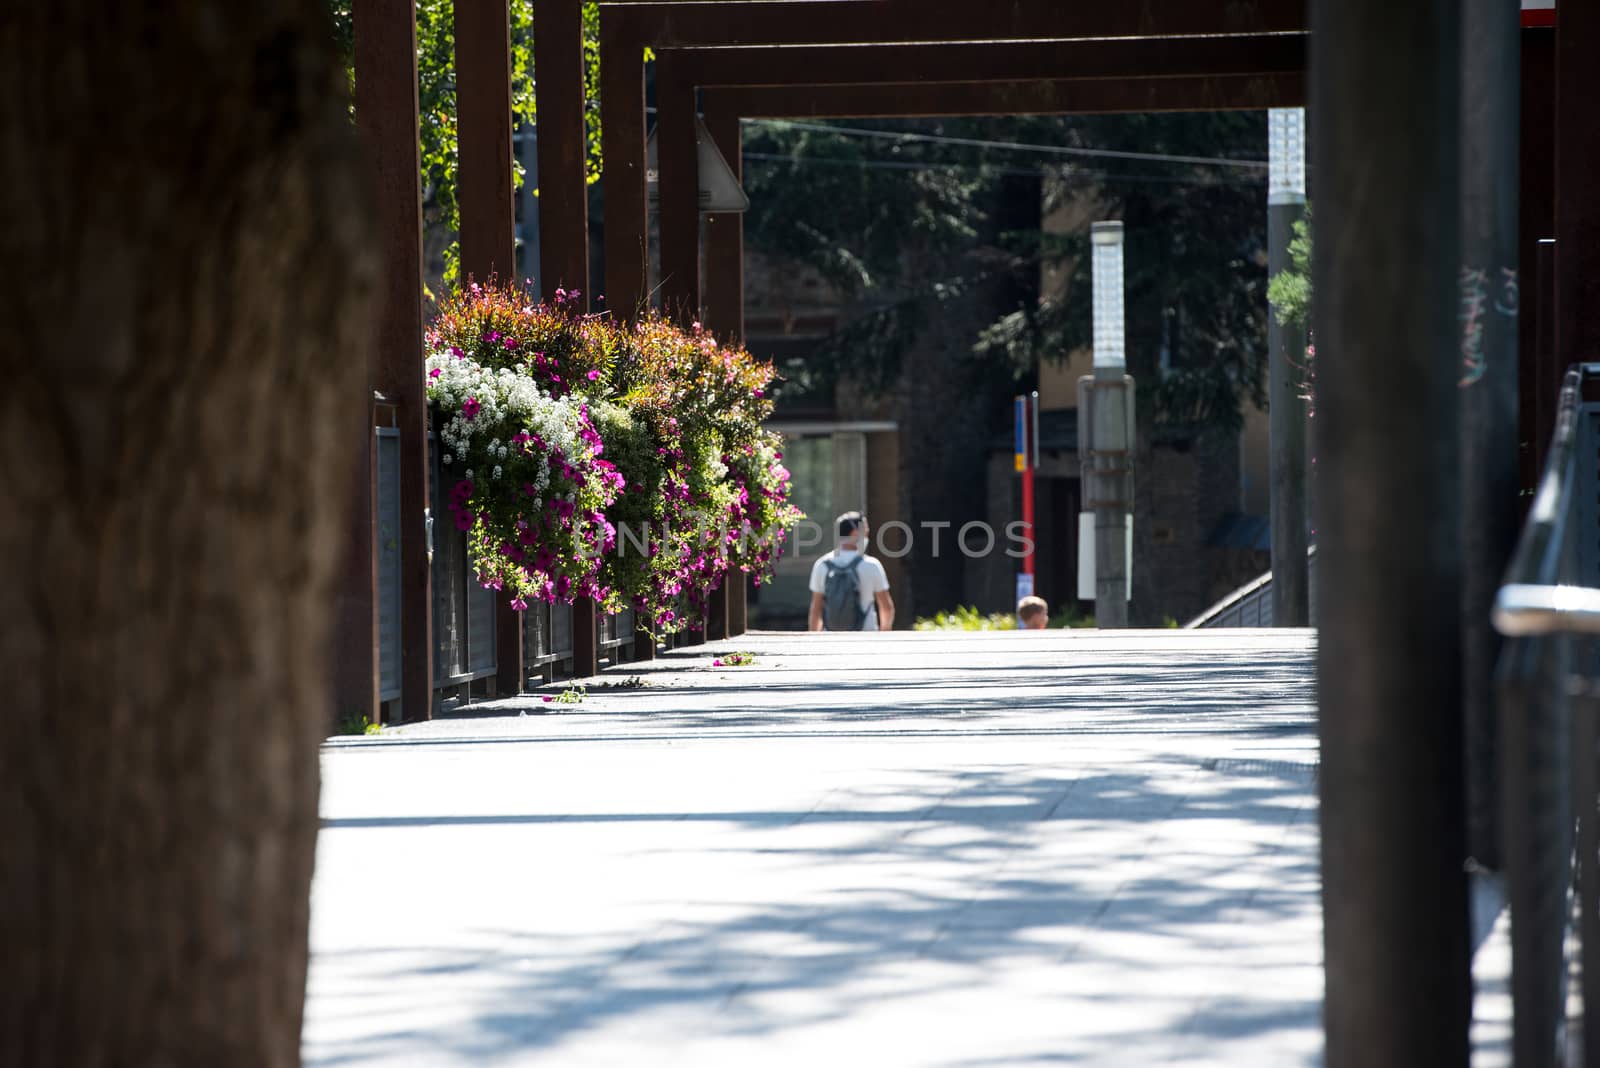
top-left (739, 150), bottom-right (1264, 188)
top-left (641, 105), bottom-right (1268, 170)
top-left (742, 117), bottom-right (1269, 169)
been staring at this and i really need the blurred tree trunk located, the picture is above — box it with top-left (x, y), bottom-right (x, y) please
top-left (0, 2), bottom-right (376, 1065)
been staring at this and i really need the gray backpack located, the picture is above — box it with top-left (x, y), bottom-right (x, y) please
top-left (822, 555), bottom-right (868, 631)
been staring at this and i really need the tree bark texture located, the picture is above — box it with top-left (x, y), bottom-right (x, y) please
top-left (0, 3), bottom-right (377, 1065)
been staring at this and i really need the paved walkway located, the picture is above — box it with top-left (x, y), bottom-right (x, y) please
top-left (305, 629), bottom-right (1323, 1067)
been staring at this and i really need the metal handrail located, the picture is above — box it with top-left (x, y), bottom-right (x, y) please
top-left (1492, 364), bottom-right (1592, 638)
top-left (1490, 361), bottom-right (1600, 1068)
top-left (1493, 583), bottom-right (1600, 636)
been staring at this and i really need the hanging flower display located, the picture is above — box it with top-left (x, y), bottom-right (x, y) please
top-left (425, 281), bottom-right (803, 633)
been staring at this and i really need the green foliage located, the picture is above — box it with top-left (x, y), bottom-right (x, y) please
top-left (426, 282), bottom-right (802, 633)
top-left (712, 652), bottom-right (757, 667)
top-left (325, 0), bottom-right (605, 285)
top-left (912, 605), bottom-right (1018, 631)
top-left (743, 112), bottom-right (1272, 435)
top-left (1266, 207), bottom-right (1315, 409)
top-left (1048, 606), bottom-right (1096, 630)
top-left (1266, 207), bottom-right (1313, 336)
top-left (552, 684), bottom-right (587, 704)
top-left (333, 711), bottom-right (380, 736)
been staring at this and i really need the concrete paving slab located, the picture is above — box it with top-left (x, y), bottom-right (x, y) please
top-left (306, 629), bottom-right (1323, 1067)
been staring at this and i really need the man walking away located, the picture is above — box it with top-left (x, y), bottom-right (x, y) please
top-left (808, 511), bottom-right (895, 632)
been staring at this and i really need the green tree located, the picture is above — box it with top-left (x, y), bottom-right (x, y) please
top-left (741, 113), bottom-right (1271, 621)
top-left (328, 0), bottom-right (604, 285)
top-left (1266, 207), bottom-right (1312, 336)
top-left (742, 112), bottom-right (1271, 435)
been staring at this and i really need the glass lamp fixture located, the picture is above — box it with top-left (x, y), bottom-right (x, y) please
top-left (1268, 107), bottom-right (1306, 206)
top-left (1090, 221), bottom-right (1125, 371)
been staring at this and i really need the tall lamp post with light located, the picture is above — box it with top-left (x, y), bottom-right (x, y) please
top-left (1268, 107), bottom-right (1310, 627)
top-left (1077, 220), bottom-right (1133, 628)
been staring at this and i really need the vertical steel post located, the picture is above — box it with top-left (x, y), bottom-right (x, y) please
top-left (1268, 107), bottom-right (1309, 627)
top-left (1460, 0), bottom-right (1521, 871)
top-left (455, 0), bottom-right (524, 694)
top-left (1500, 634), bottom-right (1573, 1068)
top-left (703, 102), bottom-right (748, 639)
top-left (533, 0), bottom-right (589, 299)
top-left (657, 52), bottom-right (709, 649)
top-left (354, 0), bottom-right (433, 721)
top-left (599, 13), bottom-right (649, 319)
top-left (1576, 678), bottom-right (1600, 1068)
top-left (656, 52), bottom-right (702, 321)
top-left (534, 0), bottom-right (599, 678)
top-left (456, 0), bottom-right (515, 280)
top-left (597, 11), bottom-right (648, 666)
top-left (1312, 0), bottom-right (1469, 1064)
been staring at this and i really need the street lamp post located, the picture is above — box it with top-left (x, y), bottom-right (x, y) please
top-left (1268, 106), bottom-right (1310, 627)
top-left (1078, 220), bottom-right (1134, 628)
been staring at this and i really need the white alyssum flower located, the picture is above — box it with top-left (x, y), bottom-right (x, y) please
top-left (424, 347), bottom-right (607, 507)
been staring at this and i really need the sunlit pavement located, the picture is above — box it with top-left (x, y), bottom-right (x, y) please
top-left (304, 629), bottom-right (1324, 1067)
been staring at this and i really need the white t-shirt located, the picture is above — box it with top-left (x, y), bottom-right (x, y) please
top-left (809, 549), bottom-right (890, 631)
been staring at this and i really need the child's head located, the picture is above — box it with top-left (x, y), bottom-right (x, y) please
top-left (1017, 596), bottom-right (1049, 630)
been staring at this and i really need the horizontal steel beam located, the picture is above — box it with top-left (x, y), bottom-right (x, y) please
top-left (600, 0), bottom-right (1307, 48)
top-left (707, 75), bottom-right (1302, 118)
top-left (667, 34), bottom-right (1305, 87)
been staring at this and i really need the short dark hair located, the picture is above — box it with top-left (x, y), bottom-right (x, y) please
top-left (836, 511), bottom-right (865, 538)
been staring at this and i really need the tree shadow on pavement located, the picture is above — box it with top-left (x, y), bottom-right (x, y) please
top-left (304, 760), bottom-right (1323, 1067)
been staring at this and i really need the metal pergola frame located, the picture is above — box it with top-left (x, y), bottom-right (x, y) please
top-left (622, 21), bottom-right (1307, 657)
top-left (652, 45), bottom-right (1305, 332)
top-left (346, 3), bottom-right (1600, 1059)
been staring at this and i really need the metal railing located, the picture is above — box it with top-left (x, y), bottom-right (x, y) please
top-left (1186, 547), bottom-right (1318, 628)
top-left (1493, 362), bottom-right (1600, 1067)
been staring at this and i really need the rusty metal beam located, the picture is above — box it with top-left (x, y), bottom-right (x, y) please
top-left (456, 0), bottom-right (517, 280)
top-left (703, 100), bottom-right (747, 639)
top-left (667, 34), bottom-right (1305, 88)
top-left (533, 0), bottom-right (600, 678)
top-left (599, 0), bottom-right (1306, 48)
top-left (657, 50), bottom-right (702, 322)
top-left (535, 0), bottom-right (592, 299)
top-left (709, 74), bottom-right (1303, 119)
top-left (600, 8), bottom-right (650, 318)
top-left (355, 0), bottom-right (433, 721)
top-left (455, 0), bottom-right (525, 694)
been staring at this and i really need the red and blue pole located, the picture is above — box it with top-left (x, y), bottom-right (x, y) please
top-left (1014, 393), bottom-right (1037, 594)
